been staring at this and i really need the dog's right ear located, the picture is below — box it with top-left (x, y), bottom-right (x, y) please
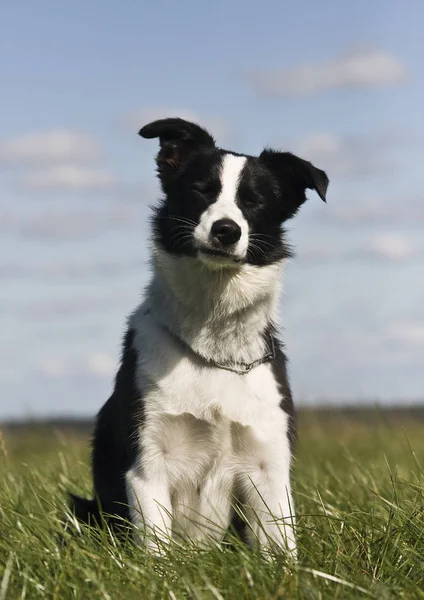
top-left (139, 118), bottom-right (216, 172)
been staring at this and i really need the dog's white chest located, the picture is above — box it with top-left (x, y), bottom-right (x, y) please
top-left (137, 319), bottom-right (285, 432)
top-left (139, 355), bottom-right (288, 488)
top-left (131, 309), bottom-right (289, 491)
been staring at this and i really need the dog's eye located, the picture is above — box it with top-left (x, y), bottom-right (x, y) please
top-left (190, 183), bottom-right (217, 199)
top-left (241, 190), bottom-right (259, 208)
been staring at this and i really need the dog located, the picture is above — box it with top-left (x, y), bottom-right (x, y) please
top-left (71, 117), bottom-right (329, 556)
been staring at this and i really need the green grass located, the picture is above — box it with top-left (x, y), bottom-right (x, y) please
top-left (1, 409), bottom-right (424, 599)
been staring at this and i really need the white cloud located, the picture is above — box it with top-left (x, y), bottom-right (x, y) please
top-left (86, 353), bottom-right (116, 376)
top-left (21, 164), bottom-right (116, 190)
top-left (19, 206), bottom-right (142, 239)
top-left (123, 107), bottom-right (230, 143)
top-left (327, 197), bottom-right (413, 225)
top-left (368, 234), bottom-right (419, 261)
top-left (245, 47), bottom-right (408, 98)
top-left (0, 128), bottom-right (116, 191)
top-left (294, 132), bottom-right (393, 176)
top-left (0, 257), bottom-right (147, 284)
top-left (37, 352), bottom-right (117, 378)
top-left (298, 234), bottom-right (420, 264)
top-left (0, 129), bottom-right (100, 165)
top-left (310, 190), bottom-right (424, 227)
top-left (387, 322), bottom-right (424, 346)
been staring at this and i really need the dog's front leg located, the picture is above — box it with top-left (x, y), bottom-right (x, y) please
top-left (234, 423), bottom-right (296, 557)
top-left (195, 460), bottom-right (234, 545)
top-left (126, 467), bottom-right (172, 553)
top-left (243, 471), bottom-right (296, 558)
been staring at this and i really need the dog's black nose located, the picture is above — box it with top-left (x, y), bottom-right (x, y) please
top-left (211, 219), bottom-right (242, 246)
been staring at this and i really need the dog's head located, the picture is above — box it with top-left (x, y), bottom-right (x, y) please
top-left (139, 118), bottom-right (328, 268)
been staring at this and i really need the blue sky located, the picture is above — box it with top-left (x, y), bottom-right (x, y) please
top-left (1, 0), bottom-right (423, 419)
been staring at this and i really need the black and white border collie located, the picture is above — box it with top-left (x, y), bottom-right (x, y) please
top-left (71, 118), bottom-right (329, 556)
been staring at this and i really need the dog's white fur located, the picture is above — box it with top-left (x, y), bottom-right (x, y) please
top-left (126, 248), bottom-right (295, 554)
top-left (194, 154), bottom-right (249, 263)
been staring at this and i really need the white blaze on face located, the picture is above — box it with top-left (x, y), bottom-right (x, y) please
top-left (194, 153), bottom-right (249, 261)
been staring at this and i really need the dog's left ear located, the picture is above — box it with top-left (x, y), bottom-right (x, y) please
top-left (260, 149), bottom-right (329, 218)
top-left (139, 117), bottom-right (216, 173)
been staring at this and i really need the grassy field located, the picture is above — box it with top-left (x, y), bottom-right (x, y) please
top-left (1, 408), bottom-right (424, 599)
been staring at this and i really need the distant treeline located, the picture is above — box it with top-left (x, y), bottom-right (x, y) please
top-left (2, 404), bottom-right (424, 435)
